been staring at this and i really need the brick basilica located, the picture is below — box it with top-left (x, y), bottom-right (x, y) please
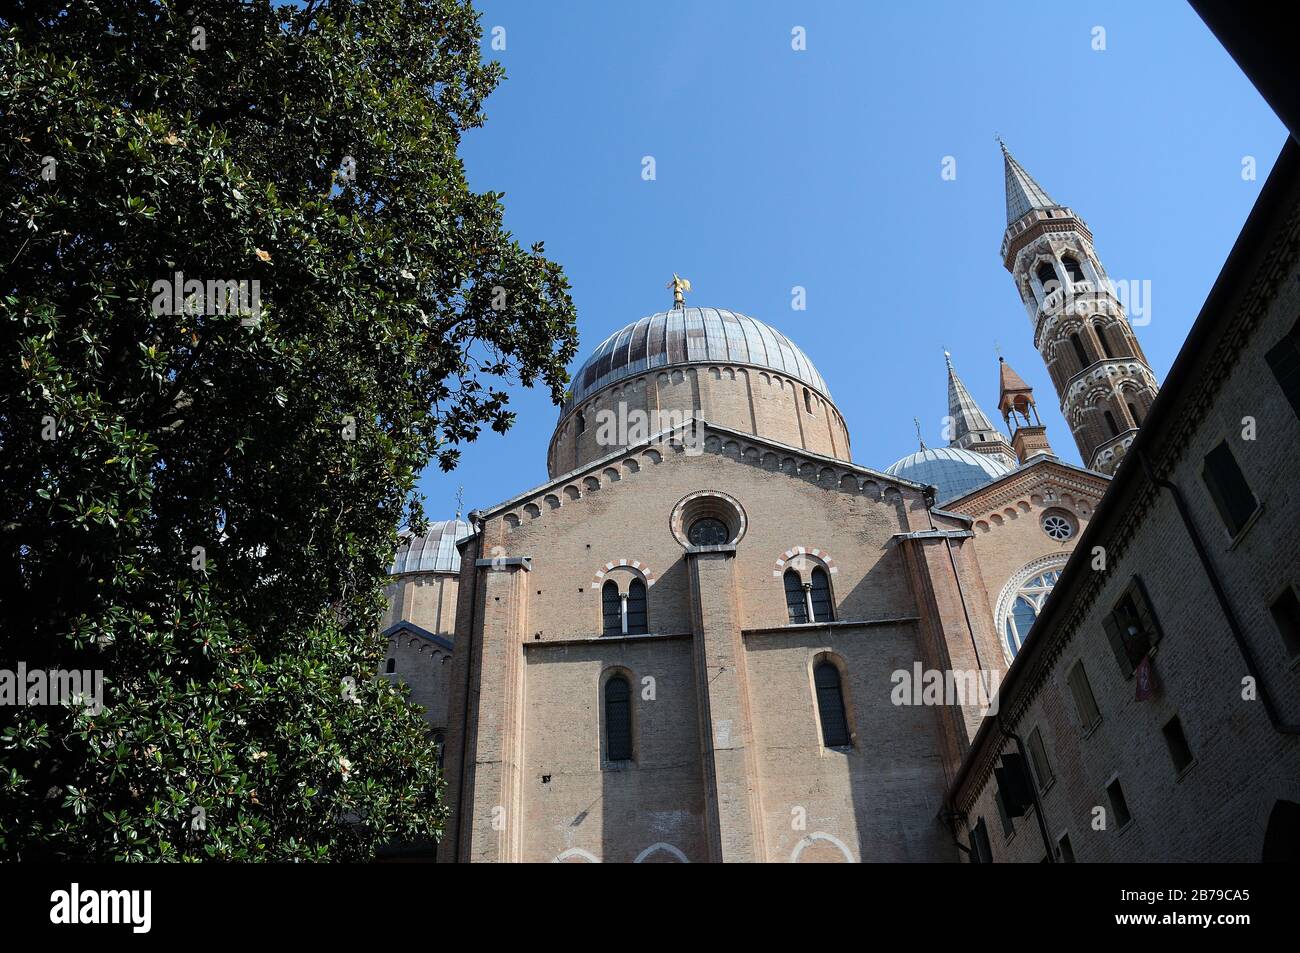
top-left (379, 142), bottom-right (1300, 863)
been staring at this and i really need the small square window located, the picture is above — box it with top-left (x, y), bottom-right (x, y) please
top-left (1106, 778), bottom-right (1132, 829)
top-left (1162, 716), bottom-right (1194, 774)
top-left (1269, 585), bottom-right (1300, 659)
top-left (1057, 833), bottom-right (1076, 863)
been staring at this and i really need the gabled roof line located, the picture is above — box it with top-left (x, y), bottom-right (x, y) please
top-left (478, 417), bottom-right (930, 522)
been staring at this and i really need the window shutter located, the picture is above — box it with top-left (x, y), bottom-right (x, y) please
top-left (1102, 608), bottom-right (1135, 678)
top-left (1130, 576), bottom-right (1162, 648)
top-left (1202, 440), bottom-right (1258, 536)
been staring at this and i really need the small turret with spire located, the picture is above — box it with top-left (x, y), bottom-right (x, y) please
top-left (945, 350), bottom-right (1016, 469)
top-left (997, 357), bottom-right (1052, 464)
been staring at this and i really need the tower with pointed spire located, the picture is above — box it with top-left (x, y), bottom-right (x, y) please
top-left (998, 141), bottom-right (1159, 474)
top-left (997, 356), bottom-right (1052, 464)
top-left (945, 351), bottom-right (1017, 469)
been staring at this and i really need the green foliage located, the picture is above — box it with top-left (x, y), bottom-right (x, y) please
top-left (0, 0), bottom-right (577, 859)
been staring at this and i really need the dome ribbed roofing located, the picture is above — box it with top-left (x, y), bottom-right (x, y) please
top-left (390, 519), bottom-right (472, 575)
top-left (884, 446), bottom-right (1014, 503)
top-left (564, 308), bottom-right (830, 410)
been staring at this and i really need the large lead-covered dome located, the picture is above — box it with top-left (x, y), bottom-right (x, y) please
top-left (549, 306), bottom-right (850, 476)
top-left (565, 308), bottom-right (830, 410)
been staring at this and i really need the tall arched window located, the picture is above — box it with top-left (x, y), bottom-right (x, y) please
top-left (1127, 401), bottom-right (1142, 426)
top-left (1036, 262), bottom-right (1060, 294)
top-left (804, 388), bottom-right (814, 414)
top-left (810, 567), bottom-right (833, 623)
top-left (1002, 568), bottom-right (1064, 659)
top-left (1094, 321), bottom-right (1115, 359)
top-left (604, 674), bottom-right (632, 761)
top-left (1070, 332), bottom-right (1089, 367)
top-left (784, 569), bottom-right (808, 624)
top-left (1104, 409), bottom-right (1119, 436)
top-left (1062, 255), bottom-right (1086, 284)
top-left (601, 580), bottom-right (621, 635)
top-left (626, 579), bottom-right (648, 635)
top-left (577, 411), bottom-right (586, 433)
top-left (814, 661), bottom-right (851, 748)
top-left (433, 730), bottom-right (446, 772)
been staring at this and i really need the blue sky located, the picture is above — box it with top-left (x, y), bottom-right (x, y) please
top-left (418, 0), bottom-right (1286, 517)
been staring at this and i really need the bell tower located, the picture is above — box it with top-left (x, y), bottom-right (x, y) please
top-left (998, 141), bottom-right (1158, 474)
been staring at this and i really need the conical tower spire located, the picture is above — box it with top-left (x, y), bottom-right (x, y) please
top-left (1000, 139), bottom-right (1060, 225)
top-left (945, 351), bottom-right (1016, 467)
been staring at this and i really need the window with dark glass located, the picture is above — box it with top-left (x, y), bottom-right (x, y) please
top-left (1264, 316), bottom-right (1300, 419)
top-left (385, 658), bottom-right (396, 674)
top-left (1095, 322), bottom-right (1115, 359)
top-left (1162, 715), bottom-right (1194, 773)
top-left (577, 411), bottom-right (586, 433)
top-left (1269, 585), bottom-right (1300, 658)
top-left (687, 517), bottom-right (730, 546)
top-left (814, 661), bottom-right (851, 747)
top-left (1127, 401), bottom-right (1142, 426)
top-left (433, 731), bottom-right (446, 772)
top-left (1036, 262), bottom-right (1060, 294)
top-left (1061, 255), bottom-right (1086, 284)
top-left (1071, 332), bottom-right (1089, 367)
top-left (1102, 577), bottom-right (1162, 678)
top-left (1106, 778), bottom-right (1132, 828)
top-left (810, 567), bottom-right (833, 623)
top-left (1104, 409), bottom-right (1119, 436)
top-left (626, 579), bottom-right (648, 635)
top-left (601, 580), bottom-right (621, 635)
top-left (804, 387), bottom-right (814, 414)
top-left (969, 817), bottom-right (993, 863)
top-left (1201, 440), bottom-right (1258, 537)
top-left (784, 568), bottom-right (807, 624)
top-left (604, 675), bottom-right (632, 761)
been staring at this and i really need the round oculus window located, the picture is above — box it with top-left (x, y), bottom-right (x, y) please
top-left (1041, 511), bottom-right (1074, 541)
top-left (687, 517), bottom-right (730, 546)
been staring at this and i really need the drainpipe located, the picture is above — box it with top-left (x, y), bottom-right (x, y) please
top-left (996, 711), bottom-right (1056, 862)
top-left (1135, 449), bottom-right (1300, 734)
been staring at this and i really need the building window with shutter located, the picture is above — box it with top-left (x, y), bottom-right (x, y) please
top-left (604, 673), bottom-right (633, 762)
top-left (601, 580), bottom-right (621, 636)
top-left (1201, 439), bottom-right (1260, 538)
top-left (810, 567), bottom-right (834, 622)
top-left (813, 659), bottom-right (851, 748)
top-left (1102, 576), bottom-right (1163, 678)
top-left (784, 568), bottom-right (808, 624)
top-left (1027, 726), bottom-right (1054, 793)
top-left (1066, 660), bottom-right (1101, 731)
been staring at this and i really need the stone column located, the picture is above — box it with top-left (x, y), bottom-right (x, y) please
top-left (686, 545), bottom-right (767, 862)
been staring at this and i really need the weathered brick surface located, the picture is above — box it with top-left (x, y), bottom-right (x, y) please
top-left (956, 202), bottom-right (1300, 863)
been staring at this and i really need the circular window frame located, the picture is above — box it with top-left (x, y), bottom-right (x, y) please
top-left (1040, 508), bottom-right (1076, 542)
top-left (670, 491), bottom-right (747, 549)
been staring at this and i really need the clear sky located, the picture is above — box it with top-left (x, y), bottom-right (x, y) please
top-left (417, 0), bottom-right (1286, 518)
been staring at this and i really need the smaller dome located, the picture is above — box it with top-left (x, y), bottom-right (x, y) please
top-left (390, 519), bottom-right (472, 575)
top-left (884, 446), bottom-right (1014, 503)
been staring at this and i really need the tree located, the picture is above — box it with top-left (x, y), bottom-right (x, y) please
top-left (0, 0), bottom-right (577, 860)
